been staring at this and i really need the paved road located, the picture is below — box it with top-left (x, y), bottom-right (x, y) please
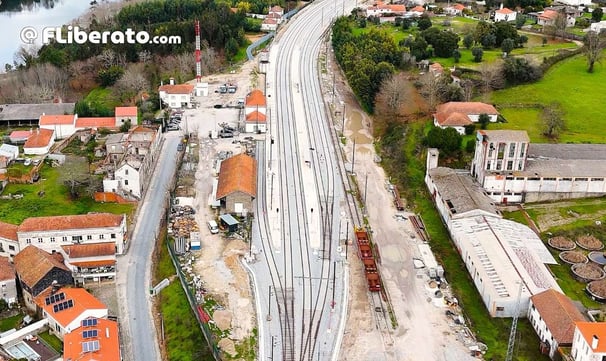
top-left (117, 132), bottom-right (181, 361)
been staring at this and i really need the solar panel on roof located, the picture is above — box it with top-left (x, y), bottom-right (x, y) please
top-left (67, 299), bottom-right (74, 308)
top-left (45, 297), bottom-right (51, 306)
top-left (53, 304), bottom-right (58, 312)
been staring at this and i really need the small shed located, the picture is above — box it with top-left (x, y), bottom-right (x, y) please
top-left (220, 214), bottom-right (240, 233)
top-left (190, 232), bottom-right (201, 251)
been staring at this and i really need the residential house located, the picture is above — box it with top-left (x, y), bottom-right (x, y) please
top-left (433, 102), bottom-right (499, 135)
top-left (114, 106), bottom-right (138, 125)
top-left (8, 130), bottom-right (31, 144)
top-left (74, 117), bottom-right (116, 130)
top-left (538, 8), bottom-right (576, 27)
top-left (39, 114), bottom-right (77, 140)
top-left (23, 128), bottom-right (55, 155)
top-left (61, 243), bottom-right (116, 285)
top-left (17, 213), bottom-right (127, 255)
top-left (0, 221), bottom-right (18, 257)
top-left (63, 317), bottom-right (121, 361)
top-left (34, 287), bottom-right (108, 339)
top-left (216, 153), bottom-right (257, 214)
top-left (245, 111), bottom-right (267, 133)
top-left (528, 288), bottom-right (586, 359)
top-left (245, 89), bottom-right (267, 116)
top-left (102, 125), bottom-right (162, 199)
top-left (269, 5), bottom-right (284, 16)
top-left (366, 1), bottom-right (407, 17)
top-left (408, 5), bottom-right (425, 17)
top-left (572, 322), bottom-right (606, 361)
top-left (261, 18), bottom-right (278, 31)
top-left (14, 246), bottom-right (73, 311)
top-left (471, 130), bottom-right (606, 203)
top-left (159, 82), bottom-right (195, 109)
top-left (495, 7), bottom-right (517, 22)
top-left (590, 20), bottom-right (606, 33)
top-left (0, 256), bottom-right (17, 305)
top-left (444, 3), bottom-right (466, 16)
top-left (0, 144), bottom-right (19, 161)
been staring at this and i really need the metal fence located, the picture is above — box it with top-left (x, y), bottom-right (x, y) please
top-left (166, 241), bottom-right (222, 360)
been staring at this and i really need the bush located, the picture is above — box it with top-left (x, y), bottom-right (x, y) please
top-left (503, 56), bottom-right (542, 84)
top-left (478, 113), bottom-right (490, 129)
top-left (423, 127), bottom-right (462, 155)
top-left (472, 47), bottom-right (484, 62)
top-left (465, 139), bottom-right (476, 153)
top-left (464, 124), bottom-right (475, 135)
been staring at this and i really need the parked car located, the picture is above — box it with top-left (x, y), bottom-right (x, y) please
top-left (177, 143), bottom-right (184, 151)
top-left (167, 125), bottom-right (180, 131)
top-left (24, 158), bottom-right (32, 166)
top-left (219, 131), bottom-right (234, 138)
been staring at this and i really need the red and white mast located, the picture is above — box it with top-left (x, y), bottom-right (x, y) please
top-left (195, 19), bottom-right (201, 83)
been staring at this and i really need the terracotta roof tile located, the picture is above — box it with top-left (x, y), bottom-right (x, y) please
top-left (245, 89), bottom-right (266, 107)
top-left (64, 318), bottom-right (120, 361)
top-left (0, 221), bottom-right (18, 241)
top-left (39, 114), bottom-right (75, 125)
top-left (70, 260), bottom-right (116, 268)
top-left (411, 6), bottom-right (425, 12)
top-left (263, 18), bottom-right (278, 24)
top-left (75, 117), bottom-right (116, 128)
top-left (496, 7), bottom-right (515, 14)
top-left (14, 246), bottom-right (69, 288)
top-left (216, 153), bottom-right (257, 199)
top-left (540, 9), bottom-right (559, 20)
top-left (18, 213), bottom-right (124, 233)
top-left (436, 112), bottom-right (473, 126)
top-left (158, 84), bottom-right (194, 94)
top-left (530, 289), bottom-right (586, 345)
top-left (61, 243), bottom-right (116, 259)
top-left (35, 287), bottom-right (106, 328)
top-left (576, 322), bottom-right (606, 352)
top-left (23, 128), bottom-right (54, 149)
top-left (0, 257), bottom-right (15, 281)
top-left (114, 106), bottom-right (138, 117)
top-left (436, 102), bottom-right (499, 117)
top-left (246, 111), bottom-right (267, 123)
top-left (9, 130), bottom-right (31, 140)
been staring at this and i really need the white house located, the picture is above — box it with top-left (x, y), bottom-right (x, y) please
top-left (538, 9), bottom-right (576, 27)
top-left (39, 114), bottom-right (77, 140)
top-left (444, 3), bottom-right (466, 15)
top-left (159, 82), bottom-right (194, 109)
top-left (408, 5), bottom-right (426, 17)
top-left (0, 144), bottom-right (19, 161)
top-left (425, 149), bottom-right (561, 317)
top-left (528, 289), bottom-right (586, 359)
top-left (261, 18), bottom-right (278, 31)
top-left (17, 213), bottom-right (127, 254)
top-left (366, 1), bottom-right (407, 17)
top-left (590, 20), bottom-right (606, 33)
top-left (114, 106), bottom-right (138, 125)
top-left (433, 102), bottom-right (499, 135)
top-left (0, 222), bottom-right (18, 257)
top-left (495, 7), bottom-right (517, 22)
top-left (269, 5), bottom-right (284, 16)
top-left (23, 128), bottom-right (55, 155)
top-left (572, 322), bottom-right (606, 361)
top-left (471, 130), bottom-right (606, 204)
top-left (245, 111), bottom-right (267, 133)
top-left (0, 256), bottom-right (17, 305)
top-left (34, 287), bottom-right (108, 339)
top-left (61, 243), bottom-right (116, 285)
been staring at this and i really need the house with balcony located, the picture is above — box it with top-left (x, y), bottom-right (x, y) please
top-left (159, 81), bottom-right (195, 109)
top-left (0, 256), bottom-right (17, 305)
top-left (61, 243), bottom-right (116, 285)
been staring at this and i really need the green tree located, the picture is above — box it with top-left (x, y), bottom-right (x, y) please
top-left (120, 120), bottom-right (132, 133)
top-left (74, 101), bottom-right (93, 117)
top-left (473, 21), bottom-right (496, 44)
top-left (463, 34), bottom-right (474, 49)
top-left (481, 33), bottom-right (497, 48)
top-left (516, 15), bottom-right (526, 29)
top-left (541, 102), bottom-right (565, 138)
top-left (422, 27), bottom-right (460, 57)
top-left (423, 127), bottom-right (462, 155)
top-left (453, 49), bottom-right (461, 63)
top-left (584, 30), bottom-right (604, 73)
top-left (225, 37), bottom-right (239, 60)
top-left (478, 113), bottom-right (490, 129)
top-left (472, 46), bottom-right (484, 62)
top-left (501, 38), bottom-right (515, 54)
top-left (593, 8), bottom-right (603, 22)
top-left (465, 138), bottom-right (476, 153)
top-left (494, 21), bottom-right (519, 46)
top-left (97, 65), bottom-right (124, 87)
top-left (418, 15), bottom-right (433, 30)
top-left (503, 56), bottom-right (542, 84)
top-left (464, 124), bottom-right (476, 135)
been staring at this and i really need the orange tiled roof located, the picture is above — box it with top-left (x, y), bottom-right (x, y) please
top-left (63, 318), bottom-right (120, 361)
top-left (39, 114), bottom-right (75, 125)
top-left (451, 3), bottom-right (465, 10)
top-left (18, 213), bottom-right (124, 233)
top-left (9, 130), bottom-right (31, 140)
top-left (158, 84), bottom-right (194, 94)
top-left (531, 289), bottom-right (586, 345)
top-left (0, 221), bottom-right (18, 241)
top-left (436, 112), bottom-right (472, 126)
top-left (75, 117), bottom-right (116, 128)
top-left (576, 322), bottom-right (606, 352)
top-left (61, 243), bottom-right (115, 259)
top-left (23, 128), bottom-right (54, 149)
top-left (114, 106), bottom-right (137, 117)
top-left (14, 246), bottom-right (69, 288)
top-left (386, 4), bottom-right (405, 11)
top-left (539, 9), bottom-right (559, 20)
top-left (216, 153), bottom-right (257, 199)
top-left (435, 102), bottom-right (499, 116)
top-left (0, 257), bottom-right (14, 281)
top-left (263, 18), bottom-right (278, 25)
top-left (246, 111), bottom-right (267, 123)
top-left (70, 260), bottom-right (116, 268)
top-left (496, 7), bottom-right (515, 14)
top-left (411, 6), bottom-right (425, 12)
top-left (245, 89), bottom-right (266, 107)
top-left (270, 5), bottom-right (283, 12)
top-left (35, 287), bottom-right (106, 328)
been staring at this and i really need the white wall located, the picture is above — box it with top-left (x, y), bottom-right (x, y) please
top-left (115, 164), bottom-right (141, 198)
top-left (23, 138), bottom-right (55, 155)
top-left (528, 300), bottom-right (559, 359)
top-left (0, 279), bottom-right (17, 305)
top-left (482, 176), bottom-right (606, 203)
top-left (572, 327), bottom-right (606, 361)
top-left (245, 105), bottom-right (267, 116)
top-left (495, 12), bottom-right (517, 22)
top-left (245, 122), bottom-right (267, 133)
top-left (40, 124), bottom-right (75, 140)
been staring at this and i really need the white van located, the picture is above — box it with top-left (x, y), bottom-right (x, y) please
top-left (207, 220), bottom-right (219, 234)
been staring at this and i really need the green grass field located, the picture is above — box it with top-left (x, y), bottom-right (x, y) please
top-left (490, 51), bottom-right (606, 143)
top-left (38, 330), bottom-right (63, 353)
top-left (0, 164), bottom-right (133, 225)
top-left (0, 313), bottom-right (23, 332)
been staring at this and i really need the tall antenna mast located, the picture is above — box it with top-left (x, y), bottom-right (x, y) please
top-left (506, 282), bottom-right (524, 361)
top-left (195, 19), bottom-right (201, 83)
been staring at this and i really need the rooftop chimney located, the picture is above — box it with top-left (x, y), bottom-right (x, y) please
top-left (169, 77), bottom-right (175, 85)
top-left (106, 327), bottom-right (110, 338)
top-left (593, 335), bottom-right (599, 349)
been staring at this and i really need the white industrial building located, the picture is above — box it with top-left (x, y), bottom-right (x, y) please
top-left (426, 149), bottom-right (561, 317)
top-left (472, 130), bottom-right (606, 204)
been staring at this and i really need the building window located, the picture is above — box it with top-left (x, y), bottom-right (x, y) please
top-left (496, 306), bottom-right (505, 311)
top-left (8, 245), bottom-right (14, 251)
top-left (486, 160), bottom-right (491, 170)
top-left (125, 180), bottom-right (129, 186)
top-left (517, 162), bottom-right (523, 171)
top-left (508, 143), bottom-right (516, 157)
top-left (26, 239), bottom-right (31, 244)
top-left (592, 178), bottom-right (604, 181)
top-left (100, 234), bottom-right (105, 239)
top-left (575, 178), bottom-right (588, 181)
top-left (50, 237), bottom-right (55, 243)
top-left (497, 143), bottom-right (506, 159)
top-left (488, 143), bottom-right (494, 157)
top-left (544, 177), bottom-right (556, 181)
top-left (87, 235), bottom-right (92, 240)
top-left (111, 234), bottom-right (116, 239)
top-left (561, 178), bottom-right (572, 181)
top-left (507, 161), bottom-right (513, 170)
top-left (496, 160), bottom-right (502, 170)
top-left (519, 143), bottom-right (526, 157)
top-left (37, 238), bottom-right (43, 243)
top-left (62, 236), bottom-right (68, 242)
top-left (125, 169), bottom-right (129, 176)
top-left (72, 235), bottom-right (82, 242)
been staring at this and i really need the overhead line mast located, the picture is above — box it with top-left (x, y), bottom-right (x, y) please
top-left (195, 19), bottom-right (201, 83)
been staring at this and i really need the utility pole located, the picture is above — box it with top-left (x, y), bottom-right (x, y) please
top-left (341, 102), bottom-right (345, 135)
top-left (351, 138), bottom-right (356, 174)
top-left (267, 285), bottom-right (272, 321)
top-left (270, 335), bottom-right (275, 360)
top-left (331, 261), bottom-right (336, 310)
top-left (364, 172), bottom-right (369, 206)
top-left (345, 221), bottom-right (349, 260)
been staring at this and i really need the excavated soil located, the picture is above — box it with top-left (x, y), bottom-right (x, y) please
top-left (548, 236), bottom-right (576, 251)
